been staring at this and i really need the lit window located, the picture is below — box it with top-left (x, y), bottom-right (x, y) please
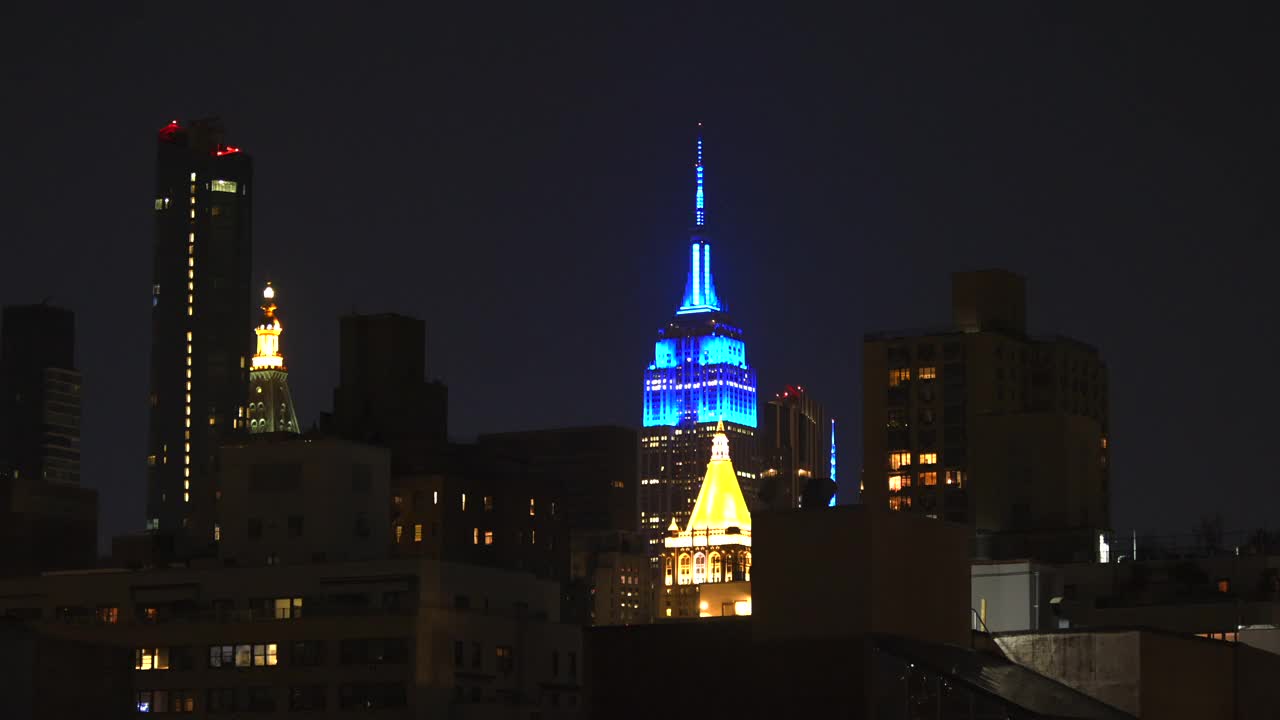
top-left (461, 493), bottom-right (467, 511)
top-left (693, 552), bottom-right (707, 584)
top-left (888, 474), bottom-right (907, 492)
top-left (472, 527), bottom-right (479, 545)
top-left (678, 553), bottom-right (692, 585)
top-left (1101, 437), bottom-right (1108, 449)
top-left (414, 523), bottom-right (423, 542)
top-left (252, 643), bottom-right (278, 666)
top-left (742, 551), bottom-right (751, 581)
top-left (483, 495), bottom-right (494, 512)
top-left (888, 368), bottom-right (911, 387)
top-left (921, 471), bottom-right (938, 486)
top-left (888, 451), bottom-right (911, 470)
top-left (484, 530), bottom-right (494, 545)
top-left (273, 598), bottom-right (302, 620)
top-left (664, 556), bottom-right (674, 586)
top-left (213, 524), bottom-right (221, 541)
top-left (709, 551), bottom-right (722, 582)
top-left (97, 606), bottom-right (119, 624)
top-left (945, 469), bottom-right (966, 487)
top-left (135, 647), bottom-right (169, 671)
top-left (211, 179), bottom-right (238, 193)
top-left (1218, 579), bottom-right (1230, 593)
top-left (529, 498), bottom-right (535, 516)
top-left (918, 366), bottom-right (937, 380)
top-left (918, 452), bottom-right (938, 465)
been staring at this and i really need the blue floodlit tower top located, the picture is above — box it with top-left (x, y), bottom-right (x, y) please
top-left (678, 127), bottom-right (720, 315)
top-left (643, 127), bottom-right (757, 429)
top-left (829, 418), bottom-right (838, 506)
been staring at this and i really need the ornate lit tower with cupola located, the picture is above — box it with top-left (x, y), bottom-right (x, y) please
top-left (658, 421), bottom-right (753, 619)
top-left (639, 127), bottom-right (759, 557)
top-left (247, 283), bottom-right (299, 435)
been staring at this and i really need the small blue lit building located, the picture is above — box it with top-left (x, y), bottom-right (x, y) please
top-left (639, 130), bottom-right (759, 554)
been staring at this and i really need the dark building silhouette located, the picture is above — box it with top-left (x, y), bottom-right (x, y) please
top-left (0, 303), bottom-right (97, 574)
top-left (1, 304), bottom-right (80, 486)
top-left (145, 118), bottom-right (253, 545)
top-left (479, 426), bottom-right (638, 534)
top-left (863, 269), bottom-right (1110, 562)
top-left (759, 385), bottom-right (831, 509)
top-left (330, 312), bottom-right (447, 473)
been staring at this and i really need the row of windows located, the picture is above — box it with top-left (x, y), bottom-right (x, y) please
top-left (888, 470), bottom-right (966, 491)
top-left (184, 683), bottom-right (405, 713)
top-left (138, 639), bottom-right (409, 672)
top-left (888, 451), bottom-right (937, 469)
top-left (665, 550), bottom-right (751, 586)
top-left (888, 366), bottom-right (939, 387)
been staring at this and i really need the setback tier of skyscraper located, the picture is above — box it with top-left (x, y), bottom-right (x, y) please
top-left (639, 130), bottom-right (758, 555)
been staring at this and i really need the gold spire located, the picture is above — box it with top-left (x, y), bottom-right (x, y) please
top-left (684, 422), bottom-right (751, 533)
top-left (252, 282), bottom-right (285, 371)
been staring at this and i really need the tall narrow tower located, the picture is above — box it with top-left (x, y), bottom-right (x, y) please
top-left (639, 128), bottom-right (758, 556)
top-left (247, 283), bottom-right (299, 435)
top-left (145, 118), bottom-right (253, 540)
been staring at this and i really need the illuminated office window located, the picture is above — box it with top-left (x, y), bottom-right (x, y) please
top-left (918, 452), bottom-right (938, 465)
top-left (888, 368), bottom-right (911, 387)
top-left (472, 528), bottom-right (479, 545)
top-left (394, 525), bottom-right (403, 543)
top-left (921, 471), bottom-right (938, 486)
top-left (693, 552), bottom-right (706, 584)
top-left (414, 524), bottom-right (423, 542)
top-left (888, 451), bottom-right (911, 470)
top-left (135, 647), bottom-right (169, 671)
top-left (484, 530), bottom-right (494, 546)
top-left (918, 366), bottom-right (937, 380)
top-left (678, 553), bottom-right (692, 585)
top-left (211, 179), bottom-right (238, 193)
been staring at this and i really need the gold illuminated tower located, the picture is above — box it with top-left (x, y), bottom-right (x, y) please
top-left (658, 420), bottom-right (753, 619)
top-left (247, 283), bottom-right (299, 435)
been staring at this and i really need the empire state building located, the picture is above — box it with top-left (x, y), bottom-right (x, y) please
top-left (639, 129), bottom-right (758, 555)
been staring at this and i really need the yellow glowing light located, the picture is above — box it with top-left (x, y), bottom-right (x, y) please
top-left (251, 283), bottom-right (287, 371)
top-left (734, 600), bottom-right (752, 616)
top-left (680, 421), bottom-right (751, 535)
top-left (699, 601), bottom-right (709, 611)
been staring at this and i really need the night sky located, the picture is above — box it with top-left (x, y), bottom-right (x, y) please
top-left (2, 5), bottom-right (1276, 549)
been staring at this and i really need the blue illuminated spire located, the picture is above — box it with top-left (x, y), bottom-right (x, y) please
top-left (828, 418), bottom-right (838, 507)
top-left (679, 125), bottom-right (721, 315)
top-left (694, 130), bottom-right (705, 227)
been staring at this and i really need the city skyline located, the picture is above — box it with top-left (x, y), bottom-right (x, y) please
top-left (2, 4), bottom-right (1276, 548)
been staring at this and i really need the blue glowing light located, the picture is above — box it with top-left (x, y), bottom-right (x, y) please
top-left (692, 243), bottom-right (701, 306)
top-left (695, 136), bottom-right (705, 226)
top-left (646, 128), bottom-right (755, 429)
top-left (828, 418), bottom-right (837, 507)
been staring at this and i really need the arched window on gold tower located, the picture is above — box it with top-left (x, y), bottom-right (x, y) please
top-left (678, 553), bottom-right (692, 585)
top-left (709, 551), bottom-right (722, 583)
top-left (743, 550), bottom-right (752, 581)
top-left (693, 552), bottom-right (706, 585)
top-left (664, 556), bottom-right (674, 586)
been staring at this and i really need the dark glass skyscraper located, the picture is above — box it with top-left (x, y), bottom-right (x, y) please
top-left (639, 130), bottom-right (758, 554)
top-left (145, 118), bottom-right (253, 541)
top-left (759, 385), bottom-right (833, 509)
top-left (1, 303), bottom-right (97, 573)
